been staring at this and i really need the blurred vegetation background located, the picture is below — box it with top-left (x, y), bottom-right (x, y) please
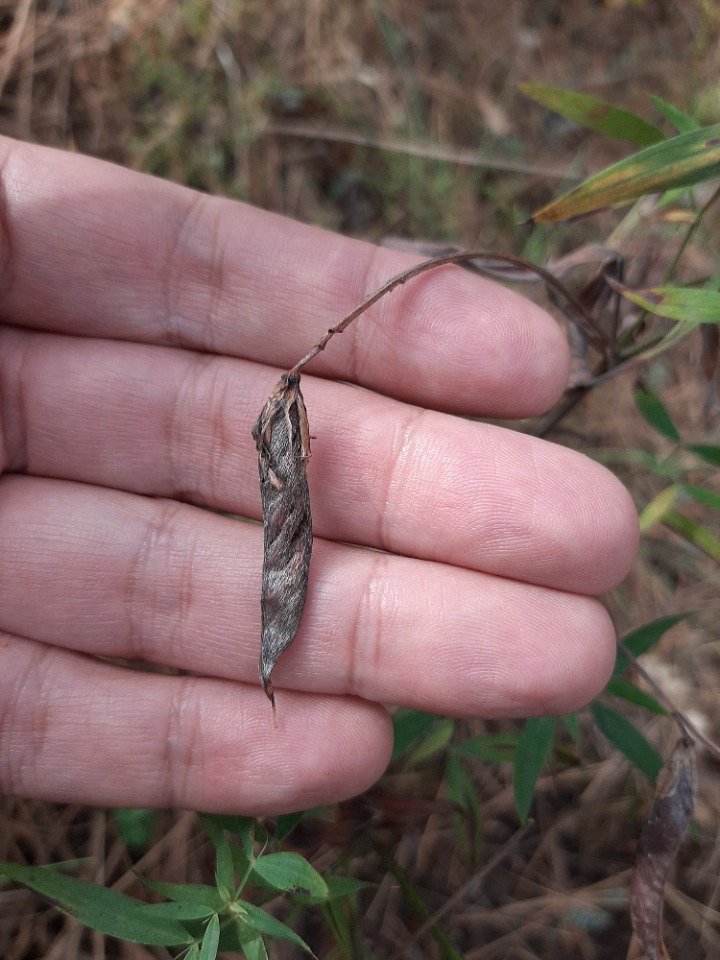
top-left (1, 1), bottom-right (720, 958)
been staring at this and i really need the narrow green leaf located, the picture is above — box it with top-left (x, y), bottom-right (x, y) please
top-left (454, 733), bottom-right (518, 763)
top-left (531, 123), bottom-right (720, 222)
top-left (513, 717), bottom-right (557, 822)
top-left (237, 927), bottom-right (269, 960)
top-left (633, 383), bottom-right (680, 442)
top-left (664, 509), bottom-right (720, 563)
top-left (682, 484), bottom-right (720, 512)
top-left (0, 863), bottom-right (191, 946)
top-left (444, 752), bottom-right (476, 810)
top-left (140, 901), bottom-right (216, 921)
top-left (605, 677), bottom-right (669, 716)
top-left (113, 808), bottom-right (156, 851)
top-left (614, 284), bottom-right (720, 324)
top-left (293, 874), bottom-right (371, 906)
top-left (199, 914), bottom-right (221, 960)
top-left (274, 812), bottom-right (305, 841)
top-left (649, 95), bottom-right (699, 134)
top-left (687, 443), bottom-right (720, 466)
top-left (520, 83), bottom-right (665, 146)
top-left (199, 816), bottom-right (235, 899)
top-left (138, 878), bottom-right (224, 911)
top-left (445, 752), bottom-right (482, 855)
top-left (407, 717), bottom-right (455, 765)
top-left (613, 614), bottom-right (687, 676)
top-left (561, 713), bottom-right (580, 743)
top-left (235, 900), bottom-right (314, 955)
top-left (638, 484), bottom-right (680, 532)
top-left (252, 853), bottom-right (328, 899)
top-left (210, 817), bottom-right (257, 851)
top-left (324, 876), bottom-right (371, 899)
top-left (590, 702), bottom-right (663, 782)
top-left (391, 710), bottom-right (440, 761)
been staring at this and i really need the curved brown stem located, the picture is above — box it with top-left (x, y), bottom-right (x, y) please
top-left (288, 249), bottom-right (610, 376)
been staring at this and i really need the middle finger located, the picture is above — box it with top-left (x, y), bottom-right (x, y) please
top-left (2, 328), bottom-right (636, 593)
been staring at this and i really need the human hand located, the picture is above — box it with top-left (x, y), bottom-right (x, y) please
top-left (0, 137), bottom-right (638, 815)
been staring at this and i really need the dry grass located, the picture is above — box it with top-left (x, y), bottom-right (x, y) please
top-left (1, 1), bottom-right (720, 958)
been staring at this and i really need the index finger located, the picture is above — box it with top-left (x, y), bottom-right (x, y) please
top-left (0, 136), bottom-right (568, 417)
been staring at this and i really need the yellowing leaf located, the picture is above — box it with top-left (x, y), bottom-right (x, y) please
top-left (639, 486), bottom-right (680, 532)
top-left (607, 278), bottom-right (720, 325)
top-left (532, 123), bottom-right (720, 222)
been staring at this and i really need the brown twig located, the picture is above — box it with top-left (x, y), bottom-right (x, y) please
top-left (289, 249), bottom-right (610, 376)
top-left (617, 638), bottom-right (720, 762)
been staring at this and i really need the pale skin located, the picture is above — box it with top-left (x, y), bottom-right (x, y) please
top-left (0, 136), bottom-right (639, 816)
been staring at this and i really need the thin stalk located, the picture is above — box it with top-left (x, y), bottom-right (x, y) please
top-left (617, 638), bottom-right (720, 762)
top-left (663, 182), bottom-right (720, 284)
top-left (288, 250), bottom-right (610, 376)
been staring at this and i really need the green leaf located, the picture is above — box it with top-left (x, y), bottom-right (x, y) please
top-left (649, 95), bottom-right (699, 134)
top-left (237, 927), bottom-right (269, 960)
top-left (199, 914), bottom-right (221, 960)
top-left (293, 873), bottom-right (371, 906)
top-left (0, 863), bottom-right (191, 946)
top-left (683, 484), bottom-right (720, 513)
top-left (605, 677), bottom-right (669, 716)
top-left (391, 710), bottom-right (441, 761)
top-left (614, 284), bottom-right (720, 324)
top-left (235, 900), bottom-right (314, 955)
top-left (274, 812), bottom-right (305, 841)
top-left (531, 123), bottom-right (720, 222)
top-left (444, 751), bottom-right (476, 810)
top-left (199, 817), bottom-right (236, 900)
top-left (139, 901), bottom-right (216, 921)
top-left (407, 717), bottom-right (455, 765)
top-left (663, 509), bottom-right (720, 563)
top-left (687, 443), bottom-right (720, 466)
top-left (561, 713), bottom-right (580, 743)
top-left (513, 717), bottom-right (557, 822)
top-left (519, 83), bottom-right (665, 146)
top-left (324, 875), bottom-right (371, 900)
top-left (590, 702), bottom-right (663, 782)
top-left (252, 853), bottom-right (328, 899)
top-left (138, 878), bottom-right (224, 911)
top-left (203, 815), bottom-right (259, 859)
top-left (613, 614), bottom-right (688, 676)
top-left (113, 808), bottom-right (156, 851)
top-left (633, 383), bottom-right (680, 442)
top-left (454, 733), bottom-right (518, 763)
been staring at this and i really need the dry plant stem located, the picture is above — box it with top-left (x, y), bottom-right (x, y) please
top-left (289, 250), bottom-right (609, 375)
top-left (616, 639), bottom-right (720, 762)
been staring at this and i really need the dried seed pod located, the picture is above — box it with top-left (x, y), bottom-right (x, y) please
top-left (252, 373), bottom-right (313, 713)
top-left (630, 736), bottom-right (697, 960)
top-left (250, 249), bottom-right (608, 715)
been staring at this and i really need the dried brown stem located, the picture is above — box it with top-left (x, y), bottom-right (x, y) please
top-left (288, 250), bottom-right (610, 376)
top-left (617, 638), bottom-right (720, 762)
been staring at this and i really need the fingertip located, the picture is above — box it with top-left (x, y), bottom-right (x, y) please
top-left (386, 266), bottom-right (572, 417)
top-left (233, 693), bottom-right (393, 816)
top-left (470, 594), bottom-right (618, 719)
top-left (569, 457), bottom-right (640, 595)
